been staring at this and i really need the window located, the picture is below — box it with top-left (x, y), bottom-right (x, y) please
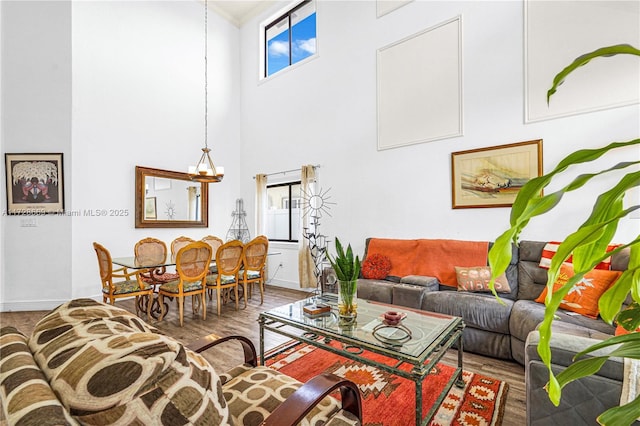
top-left (266, 181), bottom-right (301, 242)
top-left (264, 0), bottom-right (316, 77)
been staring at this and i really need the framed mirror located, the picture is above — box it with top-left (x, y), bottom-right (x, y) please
top-left (135, 166), bottom-right (208, 228)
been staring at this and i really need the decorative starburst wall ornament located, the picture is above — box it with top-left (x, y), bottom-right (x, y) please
top-left (302, 186), bottom-right (335, 219)
top-left (301, 186), bottom-right (335, 293)
top-left (164, 201), bottom-right (176, 220)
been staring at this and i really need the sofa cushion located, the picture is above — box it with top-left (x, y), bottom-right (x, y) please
top-left (421, 291), bottom-right (513, 335)
top-left (28, 298), bottom-right (228, 425)
top-left (510, 300), bottom-right (616, 345)
top-left (534, 264), bottom-right (622, 318)
top-left (454, 266), bottom-right (511, 293)
top-left (538, 241), bottom-right (619, 270)
top-left (356, 279), bottom-right (393, 304)
top-left (223, 365), bottom-right (340, 426)
top-left (399, 275), bottom-right (438, 289)
top-left (0, 327), bottom-right (78, 426)
top-left (391, 284), bottom-right (426, 309)
top-left (517, 240), bottom-right (549, 300)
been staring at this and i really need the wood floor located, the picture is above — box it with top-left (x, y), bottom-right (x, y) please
top-left (0, 286), bottom-right (526, 424)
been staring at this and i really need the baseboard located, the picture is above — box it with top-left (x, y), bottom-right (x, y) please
top-left (267, 279), bottom-right (299, 290)
top-left (0, 295), bottom-right (101, 312)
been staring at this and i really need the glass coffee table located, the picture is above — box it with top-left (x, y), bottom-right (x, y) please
top-left (259, 295), bottom-right (465, 426)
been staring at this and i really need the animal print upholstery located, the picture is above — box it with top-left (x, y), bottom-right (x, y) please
top-left (27, 298), bottom-right (228, 425)
top-left (1, 298), bottom-right (359, 426)
top-left (0, 327), bottom-right (78, 425)
top-left (223, 365), bottom-right (341, 425)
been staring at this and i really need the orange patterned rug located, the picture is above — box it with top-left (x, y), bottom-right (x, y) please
top-left (264, 341), bottom-right (508, 426)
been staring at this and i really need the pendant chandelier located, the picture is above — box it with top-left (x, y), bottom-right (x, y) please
top-left (188, 0), bottom-right (224, 183)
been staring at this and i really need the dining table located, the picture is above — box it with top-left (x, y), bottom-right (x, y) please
top-left (112, 248), bottom-right (281, 320)
top-left (111, 256), bottom-right (179, 318)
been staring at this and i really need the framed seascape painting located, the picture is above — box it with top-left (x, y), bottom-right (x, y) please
top-left (451, 140), bottom-right (543, 209)
top-left (5, 153), bottom-right (65, 215)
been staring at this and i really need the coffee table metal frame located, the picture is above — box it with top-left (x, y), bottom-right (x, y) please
top-left (259, 296), bottom-right (465, 426)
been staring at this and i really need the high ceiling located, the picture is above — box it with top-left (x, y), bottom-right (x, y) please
top-left (209, 1), bottom-right (278, 27)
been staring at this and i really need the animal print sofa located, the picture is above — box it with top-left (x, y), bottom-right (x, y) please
top-left (0, 298), bottom-right (361, 425)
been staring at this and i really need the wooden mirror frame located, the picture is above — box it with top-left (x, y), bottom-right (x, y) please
top-left (135, 166), bottom-right (209, 228)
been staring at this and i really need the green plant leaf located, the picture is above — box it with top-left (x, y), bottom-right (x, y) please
top-left (547, 44), bottom-right (640, 102)
top-left (599, 245), bottom-right (640, 323)
top-left (509, 143), bottom-right (639, 228)
top-left (616, 302), bottom-right (640, 332)
top-left (598, 396), bottom-right (640, 426)
top-left (490, 43), bottom-right (640, 424)
top-left (329, 237), bottom-right (362, 281)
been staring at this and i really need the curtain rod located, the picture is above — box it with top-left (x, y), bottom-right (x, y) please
top-left (253, 164), bottom-right (320, 179)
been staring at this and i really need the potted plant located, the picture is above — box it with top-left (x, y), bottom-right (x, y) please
top-left (327, 238), bottom-right (361, 322)
top-left (489, 44), bottom-right (640, 425)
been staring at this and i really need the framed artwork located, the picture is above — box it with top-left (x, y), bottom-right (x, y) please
top-left (145, 197), bottom-right (157, 220)
top-left (451, 140), bottom-right (543, 209)
top-left (5, 153), bottom-right (65, 215)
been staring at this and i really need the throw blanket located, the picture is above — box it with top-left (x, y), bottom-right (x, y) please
top-left (621, 358), bottom-right (640, 420)
top-left (366, 238), bottom-right (489, 287)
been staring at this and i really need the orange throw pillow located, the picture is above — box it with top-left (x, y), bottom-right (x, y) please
top-left (361, 254), bottom-right (392, 280)
top-left (535, 263), bottom-right (622, 319)
top-left (614, 324), bottom-right (640, 336)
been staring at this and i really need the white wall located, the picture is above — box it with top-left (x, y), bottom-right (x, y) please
top-left (70, 1), bottom-right (241, 301)
top-left (239, 1), bottom-right (640, 288)
top-left (0, 1), bottom-right (4, 305)
top-left (1, 1), bottom-right (242, 310)
top-left (0, 0), bottom-right (637, 309)
top-left (1, 1), bottom-right (73, 310)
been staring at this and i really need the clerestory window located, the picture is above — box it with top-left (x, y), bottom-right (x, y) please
top-left (264, 0), bottom-right (316, 78)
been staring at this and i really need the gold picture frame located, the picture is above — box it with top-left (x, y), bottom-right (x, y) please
top-left (4, 153), bottom-right (65, 215)
top-left (145, 197), bottom-right (157, 220)
top-left (451, 139), bottom-right (543, 209)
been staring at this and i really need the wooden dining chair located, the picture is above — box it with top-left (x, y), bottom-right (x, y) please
top-left (171, 236), bottom-right (195, 257)
top-left (134, 237), bottom-right (177, 283)
top-left (158, 241), bottom-right (212, 327)
top-left (93, 242), bottom-right (153, 319)
top-left (241, 235), bottom-right (269, 304)
top-left (201, 235), bottom-right (224, 273)
top-left (206, 240), bottom-right (244, 316)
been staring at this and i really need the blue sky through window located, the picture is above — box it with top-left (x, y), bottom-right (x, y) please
top-left (266, 10), bottom-right (316, 77)
top-left (292, 14), bottom-right (316, 65)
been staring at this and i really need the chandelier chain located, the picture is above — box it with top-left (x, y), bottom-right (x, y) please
top-left (204, 0), bottom-right (208, 149)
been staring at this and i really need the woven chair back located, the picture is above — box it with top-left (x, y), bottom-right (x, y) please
top-left (171, 236), bottom-right (195, 257)
top-left (201, 235), bottom-right (224, 256)
top-left (135, 237), bottom-right (167, 265)
top-left (243, 236), bottom-right (269, 270)
top-left (93, 242), bottom-right (113, 281)
top-left (176, 242), bottom-right (212, 281)
top-left (216, 240), bottom-right (244, 275)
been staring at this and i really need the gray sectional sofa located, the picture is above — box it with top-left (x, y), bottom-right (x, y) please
top-left (343, 237), bottom-right (634, 425)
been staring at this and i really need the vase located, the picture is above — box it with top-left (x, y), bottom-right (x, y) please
top-left (337, 279), bottom-right (357, 324)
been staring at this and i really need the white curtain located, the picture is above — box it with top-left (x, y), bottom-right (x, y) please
top-left (255, 174), bottom-right (267, 237)
top-left (298, 165), bottom-right (317, 289)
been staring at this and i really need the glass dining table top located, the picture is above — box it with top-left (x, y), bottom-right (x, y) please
top-left (111, 256), bottom-right (176, 270)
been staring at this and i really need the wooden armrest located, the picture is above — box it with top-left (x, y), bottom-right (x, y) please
top-left (113, 266), bottom-right (137, 280)
top-left (261, 373), bottom-right (362, 426)
top-left (186, 334), bottom-right (257, 367)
